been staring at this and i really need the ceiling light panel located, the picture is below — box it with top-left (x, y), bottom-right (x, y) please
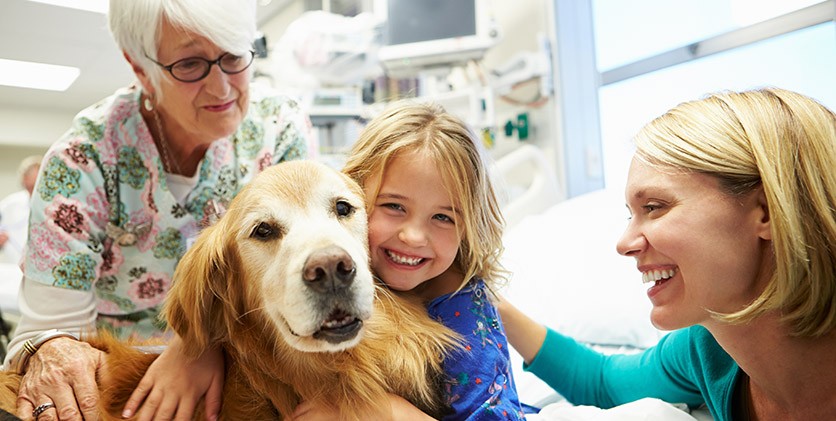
top-left (0, 58), bottom-right (81, 91)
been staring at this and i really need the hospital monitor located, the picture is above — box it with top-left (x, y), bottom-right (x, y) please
top-left (377, 0), bottom-right (500, 74)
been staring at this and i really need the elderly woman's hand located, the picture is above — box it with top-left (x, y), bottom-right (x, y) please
top-left (122, 335), bottom-right (225, 421)
top-left (16, 337), bottom-right (105, 421)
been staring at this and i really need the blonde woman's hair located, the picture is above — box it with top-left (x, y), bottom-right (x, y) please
top-left (108, 0), bottom-right (257, 95)
top-left (343, 101), bottom-right (507, 292)
top-left (633, 87), bottom-right (836, 337)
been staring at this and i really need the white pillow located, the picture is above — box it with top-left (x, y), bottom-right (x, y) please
top-left (499, 188), bottom-right (663, 406)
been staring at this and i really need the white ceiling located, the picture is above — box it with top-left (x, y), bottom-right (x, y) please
top-left (0, 0), bottom-right (291, 113)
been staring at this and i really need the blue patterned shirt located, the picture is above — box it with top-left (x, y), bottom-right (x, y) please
top-left (428, 279), bottom-right (525, 420)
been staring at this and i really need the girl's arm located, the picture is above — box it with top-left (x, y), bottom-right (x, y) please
top-left (121, 335), bottom-right (225, 420)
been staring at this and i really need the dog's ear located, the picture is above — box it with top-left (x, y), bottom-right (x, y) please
top-left (162, 219), bottom-right (237, 358)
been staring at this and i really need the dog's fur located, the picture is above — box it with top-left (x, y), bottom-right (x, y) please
top-left (0, 160), bottom-right (459, 420)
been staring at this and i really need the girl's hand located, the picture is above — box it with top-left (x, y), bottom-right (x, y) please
top-left (122, 336), bottom-right (225, 421)
top-left (16, 337), bottom-right (105, 421)
top-left (290, 394), bottom-right (435, 421)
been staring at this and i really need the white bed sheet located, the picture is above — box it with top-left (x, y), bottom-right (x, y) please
top-left (530, 398), bottom-right (705, 421)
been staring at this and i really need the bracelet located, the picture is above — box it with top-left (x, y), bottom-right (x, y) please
top-left (9, 329), bottom-right (79, 374)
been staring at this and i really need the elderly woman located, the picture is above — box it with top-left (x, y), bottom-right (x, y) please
top-left (3, 0), bottom-right (312, 420)
top-left (499, 88), bottom-right (836, 420)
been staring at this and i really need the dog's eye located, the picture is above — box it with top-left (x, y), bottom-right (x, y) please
top-left (251, 222), bottom-right (278, 240)
top-left (335, 200), bottom-right (354, 217)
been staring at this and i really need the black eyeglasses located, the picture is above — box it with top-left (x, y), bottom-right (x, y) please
top-left (145, 50), bottom-right (255, 83)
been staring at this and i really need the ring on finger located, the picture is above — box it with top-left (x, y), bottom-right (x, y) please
top-left (33, 402), bottom-right (55, 420)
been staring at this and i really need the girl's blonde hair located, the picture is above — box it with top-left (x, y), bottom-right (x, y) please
top-left (633, 87), bottom-right (836, 337)
top-left (343, 101), bottom-right (506, 291)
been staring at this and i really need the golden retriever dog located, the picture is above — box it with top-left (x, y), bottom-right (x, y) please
top-left (0, 160), bottom-right (459, 420)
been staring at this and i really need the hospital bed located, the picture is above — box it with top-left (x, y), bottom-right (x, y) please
top-left (494, 145), bottom-right (713, 420)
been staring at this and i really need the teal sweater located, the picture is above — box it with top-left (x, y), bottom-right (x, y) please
top-left (526, 325), bottom-right (740, 421)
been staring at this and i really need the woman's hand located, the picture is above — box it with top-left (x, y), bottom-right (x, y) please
top-left (290, 394), bottom-right (435, 421)
top-left (122, 335), bottom-right (225, 421)
top-left (16, 337), bottom-right (105, 421)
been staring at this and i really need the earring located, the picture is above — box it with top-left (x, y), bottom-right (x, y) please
top-left (143, 95), bottom-right (154, 112)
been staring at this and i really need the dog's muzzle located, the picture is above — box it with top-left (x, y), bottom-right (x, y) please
top-left (304, 245), bottom-right (364, 343)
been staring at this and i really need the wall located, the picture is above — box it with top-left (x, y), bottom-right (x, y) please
top-left (0, 106), bottom-right (74, 148)
top-left (0, 107), bottom-right (68, 199)
top-left (260, 0), bottom-right (308, 41)
top-left (0, 145), bottom-right (49, 199)
top-left (480, 0), bottom-right (562, 196)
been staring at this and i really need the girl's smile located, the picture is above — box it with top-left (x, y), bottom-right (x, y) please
top-left (384, 249), bottom-right (428, 267)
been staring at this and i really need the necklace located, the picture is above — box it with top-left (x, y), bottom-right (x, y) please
top-left (152, 110), bottom-right (182, 175)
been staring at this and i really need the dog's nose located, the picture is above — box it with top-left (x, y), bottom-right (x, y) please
top-left (303, 246), bottom-right (356, 292)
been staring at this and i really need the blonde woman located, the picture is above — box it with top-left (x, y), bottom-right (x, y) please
top-left (500, 88), bottom-right (836, 421)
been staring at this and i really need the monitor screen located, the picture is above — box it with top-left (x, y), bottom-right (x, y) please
top-left (385, 0), bottom-right (477, 46)
top-left (377, 0), bottom-right (499, 73)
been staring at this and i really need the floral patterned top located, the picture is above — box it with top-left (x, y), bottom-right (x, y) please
top-left (23, 84), bottom-right (311, 339)
top-left (428, 279), bottom-right (525, 420)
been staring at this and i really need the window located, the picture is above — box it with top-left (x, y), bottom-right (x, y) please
top-left (593, 0), bottom-right (835, 189)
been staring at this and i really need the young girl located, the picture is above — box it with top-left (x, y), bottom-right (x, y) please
top-left (299, 101), bottom-right (524, 419)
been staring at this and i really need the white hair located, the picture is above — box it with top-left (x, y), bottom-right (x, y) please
top-left (108, 0), bottom-right (257, 92)
top-left (17, 155), bottom-right (42, 183)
